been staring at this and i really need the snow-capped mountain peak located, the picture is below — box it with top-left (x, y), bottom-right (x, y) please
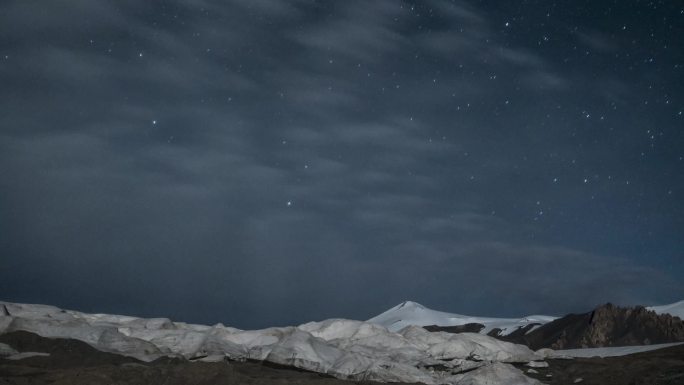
top-left (368, 301), bottom-right (556, 336)
top-left (396, 300), bottom-right (425, 310)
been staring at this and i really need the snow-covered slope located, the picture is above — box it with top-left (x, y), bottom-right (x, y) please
top-left (0, 301), bottom-right (542, 385)
top-left (552, 342), bottom-right (684, 358)
top-left (368, 301), bottom-right (557, 336)
top-left (648, 300), bottom-right (684, 319)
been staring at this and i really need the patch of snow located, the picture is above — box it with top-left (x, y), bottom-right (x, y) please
top-left (524, 323), bottom-right (545, 335)
top-left (553, 342), bottom-right (684, 358)
top-left (534, 348), bottom-right (562, 359)
top-left (446, 362), bottom-right (541, 385)
top-left (368, 301), bottom-right (557, 336)
top-left (6, 352), bottom-right (51, 360)
top-left (0, 342), bottom-right (18, 356)
top-left (525, 361), bottom-right (548, 368)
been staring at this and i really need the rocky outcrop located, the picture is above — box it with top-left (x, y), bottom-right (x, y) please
top-left (424, 323), bottom-right (485, 334)
top-left (580, 304), bottom-right (684, 347)
top-left (423, 303), bottom-right (684, 350)
top-left (503, 303), bottom-right (684, 350)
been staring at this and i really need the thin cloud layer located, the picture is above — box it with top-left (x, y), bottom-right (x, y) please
top-left (0, 0), bottom-right (682, 328)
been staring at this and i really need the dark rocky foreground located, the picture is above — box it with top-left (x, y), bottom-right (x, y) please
top-left (515, 343), bottom-right (684, 385)
top-left (0, 331), bottom-right (417, 385)
top-left (1, 331), bottom-right (684, 385)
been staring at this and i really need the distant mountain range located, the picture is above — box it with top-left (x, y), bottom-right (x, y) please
top-left (2, 299), bottom-right (683, 385)
top-left (368, 300), bottom-right (684, 350)
top-left (367, 300), bottom-right (557, 335)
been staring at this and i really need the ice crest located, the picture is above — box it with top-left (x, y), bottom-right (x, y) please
top-left (0, 301), bottom-right (543, 384)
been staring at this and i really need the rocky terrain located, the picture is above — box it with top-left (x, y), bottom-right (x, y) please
top-left (516, 343), bottom-right (684, 385)
top-left (424, 303), bottom-right (684, 350)
top-left (499, 303), bottom-right (684, 350)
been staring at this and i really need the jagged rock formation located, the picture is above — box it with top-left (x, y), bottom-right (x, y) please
top-left (501, 303), bottom-right (684, 350)
top-left (424, 323), bottom-right (485, 334)
top-left (424, 303), bottom-right (684, 351)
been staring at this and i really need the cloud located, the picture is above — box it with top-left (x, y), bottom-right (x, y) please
top-left (576, 30), bottom-right (619, 53)
top-left (292, 1), bottom-right (405, 61)
top-left (0, 0), bottom-right (680, 328)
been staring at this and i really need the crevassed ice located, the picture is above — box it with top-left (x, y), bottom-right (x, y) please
top-left (0, 301), bottom-right (542, 385)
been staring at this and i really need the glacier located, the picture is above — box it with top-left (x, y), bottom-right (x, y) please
top-left (0, 301), bottom-right (542, 385)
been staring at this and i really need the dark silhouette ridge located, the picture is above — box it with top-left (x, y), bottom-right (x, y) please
top-left (425, 303), bottom-right (684, 350)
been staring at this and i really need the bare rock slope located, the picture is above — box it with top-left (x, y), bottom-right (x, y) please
top-left (501, 303), bottom-right (684, 350)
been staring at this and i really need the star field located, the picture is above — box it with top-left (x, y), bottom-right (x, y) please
top-left (0, 0), bottom-right (682, 328)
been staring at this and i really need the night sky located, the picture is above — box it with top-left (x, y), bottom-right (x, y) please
top-left (1, 0), bottom-right (682, 329)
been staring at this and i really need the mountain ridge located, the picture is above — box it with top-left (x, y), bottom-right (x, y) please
top-left (368, 300), bottom-right (684, 350)
top-left (367, 300), bottom-right (556, 337)
top-left (369, 300), bottom-right (684, 333)
top-left (503, 303), bottom-right (684, 350)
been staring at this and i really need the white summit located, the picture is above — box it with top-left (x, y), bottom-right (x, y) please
top-left (0, 301), bottom-right (543, 385)
top-left (368, 301), bottom-right (557, 336)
